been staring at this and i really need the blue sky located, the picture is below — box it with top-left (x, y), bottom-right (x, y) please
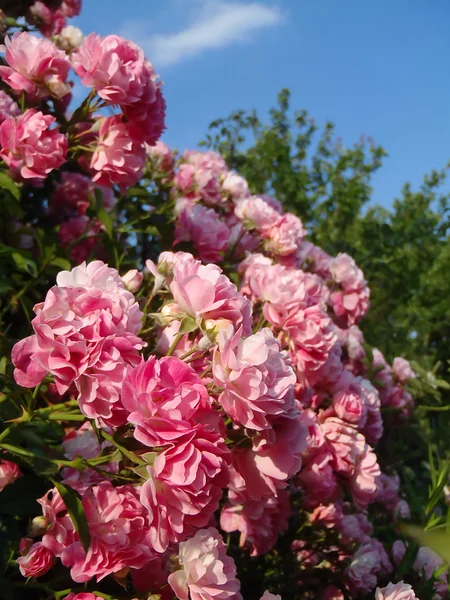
top-left (73, 0), bottom-right (450, 208)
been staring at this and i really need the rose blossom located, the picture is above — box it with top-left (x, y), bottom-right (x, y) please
top-left (213, 325), bottom-right (295, 430)
top-left (140, 427), bottom-right (230, 553)
top-left (262, 213), bottom-right (306, 256)
top-left (260, 593), bottom-right (281, 600)
top-left (90, 115), bottom-right (146, 191)
top-left (220, 491), bottom-right (290, 556)
top-left (0, 459), bottom-right (22, 491)
top-left (392, 357), bottom-right (416, 383)
top-left (59, 216), bottom-right (104, 263)
top-left (146, 140), bottom-right (174, 173)
top-left (121, 356), bottom-right (214, 447)
top-left (170, 254), bottom-right (252, 336)
top-left (0, 109), bottom-right (67, 180)
top-left (0, 90), bottom-right (19, 125)
top-left (0, 32), bottom-right (71, 99)
top-left (235, 196), bottom-right (282, 232)
top-left (168, 528), bottom-right (242, 600)
top-left (175, 203), bottom-right (231, 263)
top-left (345, 539), bottom-right (391, 595)
top-left (375, 582), bottom-right (419, 600)
top-left (413, 546), bottom-right (448, 598)
top-left (17, 540), bottom-right (55, 578)
top-left (55, 26), bottom-right (84, 52)
top-left (64, 595), bottom-right (105, 600)
top-left (72, 33), bottom-right (157, 106)
top-left (121, 269), bottom-right (143, 292)
top-left (50, 172), bottom-right (115, 218)
top-left (12, 261), bottom-right (144, 427)
top-left (222, 172), bottom-right (249, 200)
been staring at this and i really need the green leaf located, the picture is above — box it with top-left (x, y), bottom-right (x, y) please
top-left (98, 208), bottom-right (113, 237)
top-left (0, 172), bottom-right (20, 200)
top-left (401, 524), bottom-right (450, 564)
top-left (51, 479), bottom-right (91, 552)
top-left (11, 252), bottom-right (38, 278)
top-left (50, 257), bottom-right (72, 271)
top-left (179, 315), bottom-right (198, 334)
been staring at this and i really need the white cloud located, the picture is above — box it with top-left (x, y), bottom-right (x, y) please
top-left (122, 1), bottom-right (282, 68)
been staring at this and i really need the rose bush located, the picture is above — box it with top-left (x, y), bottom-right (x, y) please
top-left (0, 4), bottom-right (448, 600)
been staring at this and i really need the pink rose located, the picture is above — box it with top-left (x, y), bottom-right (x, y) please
top-left (213, 325), bottom-right (295, 431)
top-left (175, 203), bottom-right (231, 263)
top-left (262, 213), bottom-right (306, 256)
top-left (345, 539), bottom-right (391, 595)
top-left (375, 582), bottom-right (418, 600)
top-left (140, 427), bottom-right (229, 553)
top-left (60, 482), bottom-right (153, 583)
top-left (17, 540), bottom-right (55, 578)
top-left (0, 459), bottom-right (22, 491)
top-left (0, 90), bottom-right (19, 125)
top-left (58, 216), bottom-right (104, 263)
top-left (260, 593), bottom-right (281, 600)
top-left (392, 357), bottom-right (416, 383)
top-left (0, 32), bottom-right (71, 99)
top-left (168, 528), bottom-right (242, 600)
top-left (90, 115), bottom-right (146, 191)
top-left (170, 254), bottom-right (252, 336)
top-left (0, 109), bottom-right (67, 180)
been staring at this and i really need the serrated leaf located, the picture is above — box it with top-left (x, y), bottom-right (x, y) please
top-left (51, 479), bottom-right (90, 552)
top-left (0, 172), bottom-right (20, 200)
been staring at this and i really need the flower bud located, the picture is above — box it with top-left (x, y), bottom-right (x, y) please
top-left (121, 269), bottom-right (143, 293)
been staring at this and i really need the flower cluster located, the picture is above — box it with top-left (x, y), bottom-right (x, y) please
top-left (0, 10), bottom-right (439, 600)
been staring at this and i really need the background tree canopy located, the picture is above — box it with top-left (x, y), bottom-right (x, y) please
top-left (201, 89), bottom-right (450, 368)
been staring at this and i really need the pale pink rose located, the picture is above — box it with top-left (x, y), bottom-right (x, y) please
top-left (55, 25), bottom-right (84, 52)
top-left (60, 482), bottom-right (153, 583)
top-left (329, 253), bottom-right (370, 326)
top-left (28, 2), bottom-right (67, 36)
top-left (298, 448), bottom-right (338, 507)
top-left (413, 546), bottom-right (448, 598)
top-left (350, 444), bottom-right (380, 509)
top-left (372, 348), bottom-right (394, 406)
top-left (234, 196), bottom-right (282, 231)
top-left (0, 90), bottom-right (19, 125)
top-left (90, 115), bottom-right (146, 191)
top-left (122, 356), bottom-right (214, 447)
top-left (140, 428), bottom-right (229, 553)
top-left (50, 172), bottom-right (115, 218)
top-left (12, 261), bottom-right (144, 427)
top-left (296, 240), bottom-right (331, 278)
top-left (391, 540), bottom-right (406, 566)
top-left (213, 325), bottom-right (295, 431)
top-left (174, 163), bottom-right (222, 206)
top-left (332, 375), bottom-right (367, 427)
top-left (375, 582), bottom-right (419, 600)
top-left (222, 172), bottom-right (249, 200)
top-left (17, 540), bottom-right (55, 578)
top-left (59, 216), bottom-right (104, 263)
top-left (121, 269), bottom-right (143, 292)
top-left (392, 357), bottom-right (416, 383)
top-left (284, 305), bottom-right (337, 388)
top-left (72, 33), bottom-right (158, 106)
top-left (310, 503), bottom-right (343, 529)
top-left (0, 109), bottom-right (67, 180)
top-left (168, 528), bottom-right (242, 600)
top-left (175, 203), bottom-right (231, 263)
top-left (0, 459), bottom-right (22, 491)
top-left (376, 473), bottom-right (401, 510)
top-left (232, 414), bottom-right (307, 501)
top-left (338, 512), bottom-right (373, 545)
top-left (0, 32), bottom-right (71, 99)
top-left (37, 488), bottom-right (77, 557)
top-left (220, 490), bottom-right (290, 556)
top-left (321, 417), bottom-right (366, 477)
top-left (262, 213), bottom-right (306, 256)
top-left (358, 377), bottom-right (383, 445)
top-left (260, 593), bottom-right (281, 600)
top-left (183, 150), bottom-right (228, 177)
top-left (170, 254), bottom-right (252, 336)
top-left (345, 539), bottom-right (391, 595)
top-left (146, 140), bottom-right (174, 173)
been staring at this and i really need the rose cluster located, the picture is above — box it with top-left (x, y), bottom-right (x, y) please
top-left (0, 9), bottom-right (444, 600)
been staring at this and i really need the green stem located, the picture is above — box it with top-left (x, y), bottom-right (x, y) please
top-left (166, 332), bottom-right (184, 356)
top-left (99, 431), bottom-right (145, 466)
top-left (0, 443), bottom-right (74, 468)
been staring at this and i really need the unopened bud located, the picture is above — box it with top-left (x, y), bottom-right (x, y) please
top-left (29, 516), bottom-right (47, 537)
top-left (121, 269), bottom-right (143, 293)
